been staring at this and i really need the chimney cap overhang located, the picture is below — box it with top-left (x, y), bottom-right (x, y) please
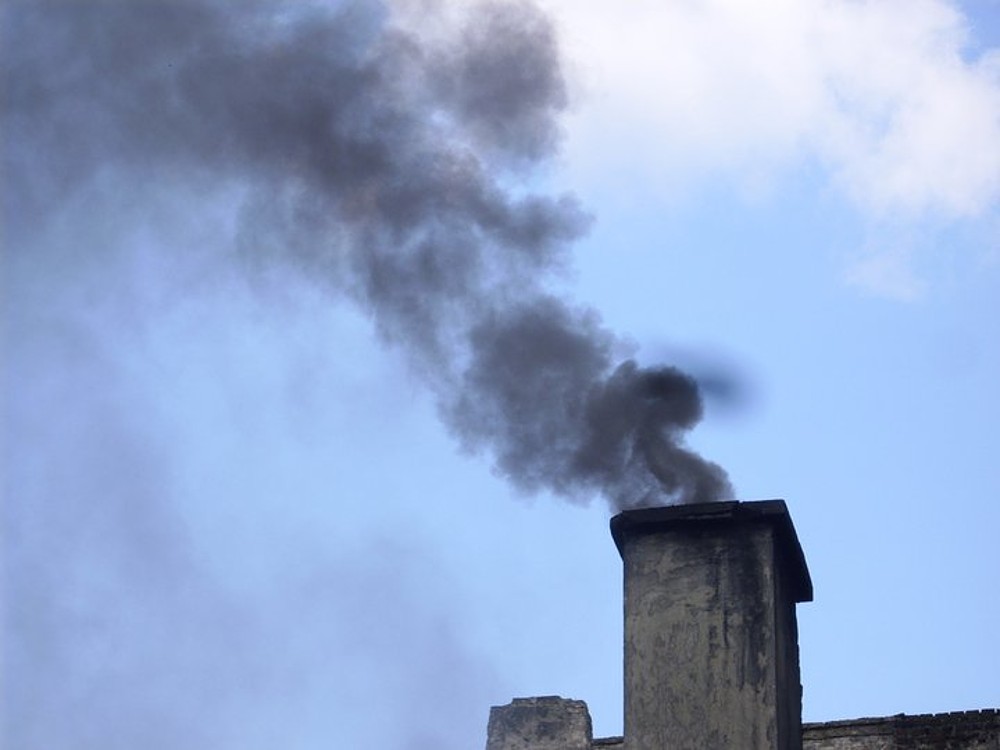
top-left (610, 499), bottom-right (813, 603)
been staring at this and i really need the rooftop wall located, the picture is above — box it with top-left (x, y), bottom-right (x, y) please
top-left (802, 710), bottom-right (1000, 750)
top-left (486, 702), bottom-right (1000, 750)
top-left (586, 711), bottom-right (1000, 749)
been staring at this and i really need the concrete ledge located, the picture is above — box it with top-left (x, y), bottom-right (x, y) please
top-left (610, 499), bottom-right (813, 602)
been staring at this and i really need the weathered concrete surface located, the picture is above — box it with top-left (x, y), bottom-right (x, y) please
top-left (612, 501), bottom-right (812, 750)
top-left (803, 710), bottom-right (1000, 749)
top-left (592, 710), bottom-right (1000, 749)
top-left (486, 696), bottom-right (593, 750)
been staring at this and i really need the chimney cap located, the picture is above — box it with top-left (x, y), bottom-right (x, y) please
top-left (610, 499), bottom-right (813, 602)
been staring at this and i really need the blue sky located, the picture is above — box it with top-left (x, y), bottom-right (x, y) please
top-left (4, 1), bottom-right (999, 747)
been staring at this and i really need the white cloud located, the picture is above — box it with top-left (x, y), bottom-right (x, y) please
top-left (544, 0), bottom-right (1000, 220)
top-left (844, 242), bottom-right (929, 301)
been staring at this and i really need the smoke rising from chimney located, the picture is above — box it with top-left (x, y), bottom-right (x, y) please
top-left (5, 0), bottom-right (731, 510)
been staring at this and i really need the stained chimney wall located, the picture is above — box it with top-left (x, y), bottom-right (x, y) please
top-left (774, 524), bottom-right (807, 749)
top-left (486, 697), bottom-right (593, 750)
top-left (612, 501), bottom-right (812, 750)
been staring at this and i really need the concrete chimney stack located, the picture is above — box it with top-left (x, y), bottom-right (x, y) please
top-left (611, 500), bottom-right (812, 750)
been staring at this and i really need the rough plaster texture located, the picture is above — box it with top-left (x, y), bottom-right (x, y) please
top-left (483, 672), bottom-right (1000, 750)
top-left (613, 503), bottom-right (809, 750)
top-left (584, 711), bottom-right (1000, 750)
top-left (802, 710), bottom-right (1000, 750)
top-left (486, 697), bottom-right (593, 750)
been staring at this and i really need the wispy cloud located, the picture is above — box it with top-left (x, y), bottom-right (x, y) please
top-left (844, 242), bottom-right (929, 302)
top-left (546, 0), bottom-right (1000, 296)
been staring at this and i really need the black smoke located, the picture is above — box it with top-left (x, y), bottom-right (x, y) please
top-left (4, 0), bottom-right (731, 511)
top-left (4, 1), bottom-right (734, 746)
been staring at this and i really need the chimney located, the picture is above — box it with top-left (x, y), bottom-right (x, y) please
top-left (486, 696), bottom-right (593, 750)
top-left (611, 500), bottom-right (812, 750)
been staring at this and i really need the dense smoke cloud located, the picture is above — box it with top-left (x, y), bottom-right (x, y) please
top-left (4, 1), bottom-right (732, 746)
top-left (5, 0), bottom-right (730, 511)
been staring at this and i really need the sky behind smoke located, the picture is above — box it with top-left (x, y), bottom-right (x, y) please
top-left (4, 1), bottom-right (999, 748)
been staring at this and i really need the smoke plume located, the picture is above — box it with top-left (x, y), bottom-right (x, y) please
top-left (5, 0), bottom-right (730, 511)
top-left (6, 0), bottom-right (731, 509)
